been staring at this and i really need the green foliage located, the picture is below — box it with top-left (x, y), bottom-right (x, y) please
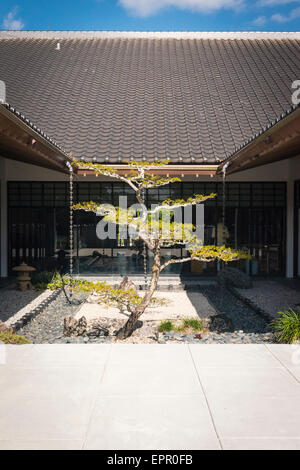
top-left (72, 280), bottom-right (168, 314)
top-left (189, 245), bottom-right (251, 264)
top-left (181, 318), bottom-right (203, 332)
top-left (32, 271), bottom-right (55, 285)
top-left (271, 309), bottom-right (300, 344)
top-left (159, 320), bottom-right (175, 332)
top-left (33, 271), bottom-right (80, 291)
top-left (72, 159), bottom-right (180, 190)
top-left (131, 173), bottom-right (180, 189)
top-left (72, 161), bottom-right (119, 178)
top-left (32, 271), bottom-right (71, 290)
top-left (72, 201), bottom-right (99, 212)
top-left (32, 271), bottom-right (60, 290)
top-left (161, 193), bottom-right (216, 207)
top-left (159, 317), bottom-right (203, 334)
top-left (0, 332), bottom-right (31, 344)
top-left (125, 159), bottom-right (170, 168)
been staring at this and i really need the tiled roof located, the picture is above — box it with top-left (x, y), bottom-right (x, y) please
top-left (217, 101), bottom-right (300, 173)
top-left (0, 31), bottom-right (299, 164)
top-left (220, 101), bottom-right (300, 163)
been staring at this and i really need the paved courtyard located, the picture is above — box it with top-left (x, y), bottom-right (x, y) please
top-left (0, 344), bottom-right (300, 450)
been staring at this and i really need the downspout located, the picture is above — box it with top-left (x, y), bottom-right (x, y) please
top-left (140, 168), bottom-right (148, 289)
top-left (65, 161), bottom-right (74, 298)
top-left (221, 162), bottom-right (231, 231)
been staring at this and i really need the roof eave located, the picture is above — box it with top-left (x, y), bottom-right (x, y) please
top-left (217, 104), bottom-right (300, 175)
top-left (0, 103), bottom-right (72, 173)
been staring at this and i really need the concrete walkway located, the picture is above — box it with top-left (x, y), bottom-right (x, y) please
top-left (0, 344), bottom-right (300, 450)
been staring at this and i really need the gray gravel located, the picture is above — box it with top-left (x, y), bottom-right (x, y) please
top-left (200, 284), bottom-right (269, 333)
top-left (0, 288), bottom-right (42, 323)
top-left (160, 331), bottom-right (273, 344)
top-left (18, 292), bottom-right (87, 344)
top-left (235, 280), bottom-right (300, 319)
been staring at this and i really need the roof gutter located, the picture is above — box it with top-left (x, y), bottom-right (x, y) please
top-left (76, 163), bottom-right (219, 177)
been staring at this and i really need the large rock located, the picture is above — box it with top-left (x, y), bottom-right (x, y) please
top-left (64, 316), bottom-right (87, 337)
top-left (64, 316), bottom-right (121, 338)
top-left (210, 314), bottom-right (234, 333)
top-left (218, 267), bottom-right (253, 289)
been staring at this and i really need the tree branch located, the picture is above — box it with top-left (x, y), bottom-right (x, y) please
top-left (149, 193), bottom-right (216, 214)
top-left (160, 256), bottom-right (193, 272)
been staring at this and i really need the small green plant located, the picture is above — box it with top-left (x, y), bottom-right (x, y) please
top-left (0, 332), bottom-right (31, 345)
top-left (181, 317), bottom-right (203, 332)
top-left (32, 271), bottom-right (66, 290)
top-left (32, 271), bottom-right (55, 286)
top-left (271, 309), bottom-right (300, 344)
top-left (159, 320), bottom-right (175, 332)
top-left (46, 272), bottom-right (71, 290)
top-left (158, 317), bottom-right (203, 334)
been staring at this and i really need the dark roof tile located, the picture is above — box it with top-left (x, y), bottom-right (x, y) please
top-left (0, 32), bottom-right (299, 163)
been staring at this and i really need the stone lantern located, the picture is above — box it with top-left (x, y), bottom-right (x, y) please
top-left (13, 263), bottom-right (36, 292)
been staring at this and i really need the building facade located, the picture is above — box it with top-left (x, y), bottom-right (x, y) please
top-left (0, 31), bottom-right (300, 279)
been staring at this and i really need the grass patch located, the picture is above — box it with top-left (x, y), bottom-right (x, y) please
top-left (181, 318), bottom-right (203, 332)
top-left (159, 317), bottom-right (203, 334)
top-left (271, 309), bottom-right (300, 344)
top-left (159, 320), bottom-right (175, 333)
top-left (0, 332), bottom-right (31, 345)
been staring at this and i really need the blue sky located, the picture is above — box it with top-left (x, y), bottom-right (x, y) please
top-left (0, 1), bottom-right (300, 31)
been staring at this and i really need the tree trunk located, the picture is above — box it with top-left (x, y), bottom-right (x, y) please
top-left (117, 246), bottom-right (161, 339)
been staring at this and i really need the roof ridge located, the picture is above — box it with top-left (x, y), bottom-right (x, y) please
top-left (0, 30), bottom-right (300, 40)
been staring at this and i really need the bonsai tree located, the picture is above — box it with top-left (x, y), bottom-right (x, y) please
top-left (72, 160), bottom-right (246, 339)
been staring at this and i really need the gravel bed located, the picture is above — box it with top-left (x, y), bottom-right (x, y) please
top-left (17, 284), bottom-right (275, 344)
top-left (201, 284), bottom-right (269, 334)
top-left (235, 281), bottom-right (300, 319)
top-left (0, 288), bottom-right (42, 323)
top-left (18, 292), bottom-right (87, 344)
top-left (159, 331), bottom-right (273, 344)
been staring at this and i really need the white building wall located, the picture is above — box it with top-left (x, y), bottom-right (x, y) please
top-left (4, 158), bottom-right (68, 182)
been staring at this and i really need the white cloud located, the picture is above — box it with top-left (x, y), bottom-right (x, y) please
top-left (119, 0), bottom-right (244, 17)
top-left (290, 5), bottom-right (300, 15)
top-left (2, 7), bottom-right (24, 30)
top-left (258, 0), bottom-right (300, 5)
top-left (253, 15), bottom-right (267, 25)
top-left (271, 5), bottom-right (300, 20)
top-left (271, 12), bottom-right (289, 20)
